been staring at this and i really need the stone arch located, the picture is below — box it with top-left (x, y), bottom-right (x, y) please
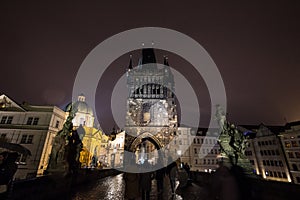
top-left (129, 132), bottom-right (163, 152)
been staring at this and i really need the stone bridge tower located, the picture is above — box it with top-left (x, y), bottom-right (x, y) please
top-left (124, 48), bottom-right (179, 164)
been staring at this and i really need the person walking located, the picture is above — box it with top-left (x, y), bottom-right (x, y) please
top-left (166, 161), bottom-right (178, 194)
top-left (183, 163), bottom-right (190, 178)
top-left (124, 159), bottom-right (140, 200)
top-left (124, 172), bottom-right (140, 200)
top-left (139, 162), bottom-right (154, 200)
top-left (155, 166), bottom-right (165, 194)
top-left (211, 165), bottom-right (239, 200)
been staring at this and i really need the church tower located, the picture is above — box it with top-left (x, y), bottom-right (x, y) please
top-left (124, 48), bottom-right (179, 163)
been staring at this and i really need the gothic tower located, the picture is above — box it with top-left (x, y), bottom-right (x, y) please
top-left (124, 48), bottom-right (179, 163)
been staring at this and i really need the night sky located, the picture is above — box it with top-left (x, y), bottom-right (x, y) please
top-left (1, 1), bottom-right (300, 132)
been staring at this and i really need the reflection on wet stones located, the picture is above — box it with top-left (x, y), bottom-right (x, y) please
top-left (72, 173), bottom-right (208, 200)
top-left (72, 174), bottom-right (125, 200)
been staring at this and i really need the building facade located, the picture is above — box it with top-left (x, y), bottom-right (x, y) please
top-left (177, 127), bottom-right (192, 165)
top-left (0, 94), bottom-right (66, 179)
top-left (106, 130), bottom-right (125, 168)
top-left (188, 135), bottom-right (220, 172)
top-left (279, 122), bottom-right (300, 184)
top-left (77, 126), bottom-right (109, 168)
top-left (0, 93), bottom-right (110, 179)
top-left (65, 94), bottom-right (94, 128)
top-left (240, 124), bottom-right (292, 182)
top-left (65, 94), bottom-right (109, 168)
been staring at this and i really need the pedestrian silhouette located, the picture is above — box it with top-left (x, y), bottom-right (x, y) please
top-left (210, 165), bottom-right (239, 200)
top-left (124, 158), bottom-right (140, 200)
top-left (155, 166), bottom-right (165, 195)
top-left (139, 161), bottom-right (154, 200)
top-left (0, 152), bottom-right (18, 199)
top-left (166, 160), bottom-right (178, 194)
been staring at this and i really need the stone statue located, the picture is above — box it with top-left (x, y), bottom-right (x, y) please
top-left (215, 105), bottom-right (249, 167)
top-left (47, 106), bottom-right (82, 176)
top-left (215, 104), bottom-right (226, 131)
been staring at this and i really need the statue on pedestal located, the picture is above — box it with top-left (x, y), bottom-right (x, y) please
top-left (47, 107), bottom-right (83, 176)
top-left (215, 105), bottom-right (250, 169)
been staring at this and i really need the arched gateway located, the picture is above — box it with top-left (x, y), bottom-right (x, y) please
top-left (124, 48), bottom-right (179, 166)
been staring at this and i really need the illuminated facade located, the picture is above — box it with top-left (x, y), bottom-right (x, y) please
top-left (106, 130), bottom-right (125, 168)
top-left (177, 127), bottom-right (192, 165)
top-left (191, 136), bottom-right (220, 172)
top-left (240, 124), bottom-right (292, 182)
top-left (65, 94), bottom-right (108, 168)
top-left (279, 121), bottom-right (300, 184)
top-left (186, 128), bottom-right (220, 172)
top-left (78, 126), bottom-right (109, 168)
top-left (124, 48), bottom-right (179, 164)
top-left (0, 94), bottom-right (66, 179)
top-left (65, 94), bottom-right (94, 127)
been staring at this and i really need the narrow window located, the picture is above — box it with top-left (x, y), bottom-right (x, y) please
top-left (20, 135), bottom-right (28, 143)
top-left (27, 117), bottom-right (33, 125)
top-left (55, 120), bottom-right (60, 128)
top-left (27, 135), bottom-right (34, 144)
top-left (0, 116), bottom-right (7, 124)
top-left (6, 116), bottom-right (13, 124)
top-left (32, 117), bottom-right (39, 125)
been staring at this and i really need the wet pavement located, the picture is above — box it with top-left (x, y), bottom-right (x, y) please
top-left (72, 174), bottom-right (123, 200)
top-left (72, 173), bottom-right (208, 200)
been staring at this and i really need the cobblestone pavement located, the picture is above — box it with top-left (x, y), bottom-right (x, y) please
top-left (72, 174), bottom-right (209, 200)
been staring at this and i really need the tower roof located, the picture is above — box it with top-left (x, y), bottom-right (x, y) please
top-left (142, 48), bottom-right (157, 64)
top-left (128, 54), bottom-right (133, 70)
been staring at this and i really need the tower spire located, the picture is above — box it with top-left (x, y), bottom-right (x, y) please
top-left (128, 54), bottom-right (133, 70)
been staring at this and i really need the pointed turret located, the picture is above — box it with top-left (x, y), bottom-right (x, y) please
top-left (128, 54), bottom-right (133, 70)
